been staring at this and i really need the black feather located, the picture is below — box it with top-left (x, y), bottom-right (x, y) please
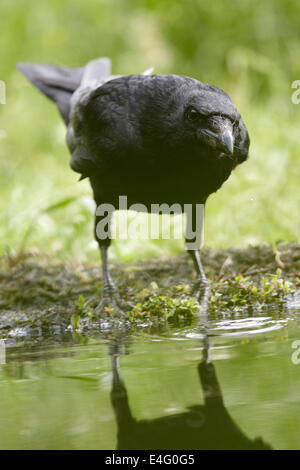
top-left (17, 62), bottom-right (83, 123)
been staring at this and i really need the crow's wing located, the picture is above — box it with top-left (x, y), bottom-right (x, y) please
top-left (68, 64), bottom-right (155, 179)
top-left (66, 58), bottom-right (119, 178)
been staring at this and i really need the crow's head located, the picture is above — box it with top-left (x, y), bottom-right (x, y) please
top-left (123, 76), bottom-right (248, 168)
top-left (184, 105), bottom-right (235, 157)
top-left (163, 78), bottom-right (250, 165)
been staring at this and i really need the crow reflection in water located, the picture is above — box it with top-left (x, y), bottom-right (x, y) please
top-left (109, 332), bottom-right (271, 450)
top-left (18, 57), bottom-right (250, 315)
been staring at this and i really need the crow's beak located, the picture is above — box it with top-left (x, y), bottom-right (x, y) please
top-left (222, 128), bottom-right (234, 155)
top-left (198, 127), bottom-right (234, 156)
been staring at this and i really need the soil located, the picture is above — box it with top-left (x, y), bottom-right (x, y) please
top-left (0, 242), bottom-right (299, 346)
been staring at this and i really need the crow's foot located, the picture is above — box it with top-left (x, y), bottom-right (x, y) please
top-left (192, 278), bottom-right (210, 312)
top-left (95, 284), bottom-right (134, 318)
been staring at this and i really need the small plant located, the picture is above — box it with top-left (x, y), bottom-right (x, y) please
top-left (209, 268), bottom-right (293, 312)
top-left (70, 314), bottom-right (81, 331)
top-left (74, 294), bottom-right (93, 316)
top-left (130, 282), bottom-right (200, 324)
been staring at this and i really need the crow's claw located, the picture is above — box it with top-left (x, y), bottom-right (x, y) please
top-left (95, 285), bottom-right (134, 318)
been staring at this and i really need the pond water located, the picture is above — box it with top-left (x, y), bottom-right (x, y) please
top-left (0, 302), bottom-right (300, 450)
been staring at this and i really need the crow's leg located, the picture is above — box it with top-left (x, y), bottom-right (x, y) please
top-left (96, 239), bottom-right (118, 313)
top-left (94, 211), bottom-right (133, 316)
top-left (187, 249), bottom-right (210, 311)
top-left (187, 249), bottom-right (209, 291)
top-left (185, 204), bottom-right (210, 309)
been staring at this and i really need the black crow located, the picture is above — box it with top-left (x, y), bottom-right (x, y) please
top-left (18, 58), bottom-right (250, 315)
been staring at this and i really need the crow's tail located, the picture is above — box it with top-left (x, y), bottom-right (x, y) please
top-left (17, 58), bottom-right (111, 124)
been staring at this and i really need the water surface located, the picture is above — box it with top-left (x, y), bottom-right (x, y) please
top-left (0, 303), bottom-right (299, 450)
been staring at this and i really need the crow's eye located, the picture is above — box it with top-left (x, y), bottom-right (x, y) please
top-left (186, 107), bottom-right (201, 122)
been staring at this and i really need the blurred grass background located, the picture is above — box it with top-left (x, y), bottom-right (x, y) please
top-left (0, 0), bottom-right (300, 263)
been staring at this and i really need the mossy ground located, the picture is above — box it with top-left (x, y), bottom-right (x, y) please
top-left (0, 243), bottom-right (299, 345)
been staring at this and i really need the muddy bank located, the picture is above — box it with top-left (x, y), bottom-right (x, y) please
top-left (0, 243), bottom-right (299, 345)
